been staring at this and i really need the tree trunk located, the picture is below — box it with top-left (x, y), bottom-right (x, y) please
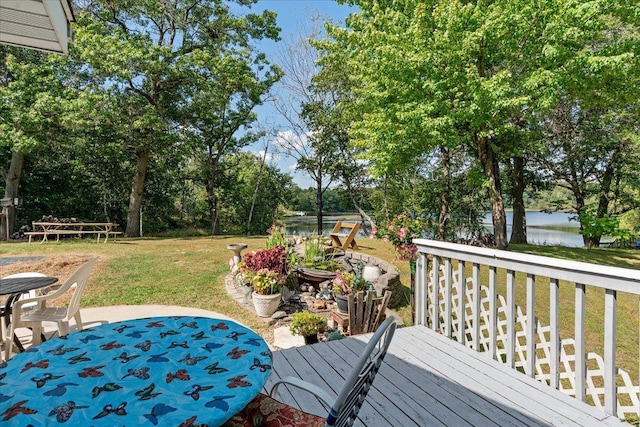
top-left (437, 145), bottom-right (450, 240)
top-left (1, 152), bottom-right (24, 240)
top-left (474, 49), bottom-right (507, 249)
top-left (574, 192), bottom-right (589, 247)
top-left (205, 180), bottom-right (220, 236)
top-left (125, 148), bottom-right (149, 237)
top-left (588, 148), bottom-right (619, 248)
top-left (476, 135), bottom-right (508, 249)
top-left (247, 146), bottom-right (268, 235)
top-left (509, 156), bottom-right (527, 244)
top-left (212, 199), bottom-right (220, 235)
top-left (342, 176), bottom-right (374, 236)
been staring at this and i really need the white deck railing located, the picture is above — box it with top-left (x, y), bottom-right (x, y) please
top-left (413, 239), bottom-right (640, 420)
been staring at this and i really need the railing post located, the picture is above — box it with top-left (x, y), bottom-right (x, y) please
top-left (444, 258), bottom-right (453, 338)
top-left (472, 262), bottom-right (480, 352)
top-left (489, 266), bottom-right (497, 360)
top-left (526, 273), bottom-right (536, 377)
top-left (415, 253), bottom-right (428, 326)
top-left (431, 256), bottom-right (441, 332)
top-left (456, 260), bottom-right (466, 344)
top-left (506, 270), bottom-right (516, 369)
top-left (550, 278), bottom-right (560, 389)
top-left (604, 289), bottom-right (617, 416)
top-left (575, 283), bottom-right (586, 402)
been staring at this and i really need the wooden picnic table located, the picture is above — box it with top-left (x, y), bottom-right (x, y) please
top-left (26, 222), bottom-right (121, 243)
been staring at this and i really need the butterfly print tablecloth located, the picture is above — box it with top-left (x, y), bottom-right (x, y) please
top-left (0, 316), bottom-right (272, 426)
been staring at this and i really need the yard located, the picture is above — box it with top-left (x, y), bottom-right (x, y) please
top-left (1, 236), bottom-right (639, 363)
top-left (0, 235), bottom-right (414, 346)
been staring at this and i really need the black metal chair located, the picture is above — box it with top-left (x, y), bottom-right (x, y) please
top-left (224, 316), bottom-right (397, 427)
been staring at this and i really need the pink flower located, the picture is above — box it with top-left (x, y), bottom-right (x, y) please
top-left (373, 213), bottom-right (425, 261)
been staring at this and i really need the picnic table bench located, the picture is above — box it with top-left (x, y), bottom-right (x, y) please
top-left (25, 221), bottom-right (121, 243)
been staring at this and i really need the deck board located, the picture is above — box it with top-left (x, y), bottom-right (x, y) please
top-left (266, 325), bottom-right (624, 427)
top-left (319, 338), bottom-right (424, 426)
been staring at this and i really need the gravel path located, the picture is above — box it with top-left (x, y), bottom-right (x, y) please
top-left (0, 256), bottom-right (45, 267)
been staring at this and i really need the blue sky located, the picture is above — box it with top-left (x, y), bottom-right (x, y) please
top-left (248, 1), bottom-right (356, 188)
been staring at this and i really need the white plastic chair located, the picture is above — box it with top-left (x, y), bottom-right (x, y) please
top-left (5, 257), bottom-right (97, 357)
top-left (224, 316), bottom-right (397, 427)
top-left (1, 272), bottom-right (48, 358)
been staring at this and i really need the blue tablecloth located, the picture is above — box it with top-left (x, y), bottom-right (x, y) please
top-left (0, 316), bottom-right (272, 426)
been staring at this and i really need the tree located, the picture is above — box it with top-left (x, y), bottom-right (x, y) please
top-left (531, 6), bottom-right (640, 247)
top-left (72, 0), bottom-right (280, 237)
top-left (320, 0), bottom-right (636, 249)
top-left (304, 37), bottom-right (375, 233)
top-left (271, 21), bottom-right (345, 234)
top-left (217, 151), bottom-right (293, 235)
top-left (536, 102), bottom-right (640, 247)
top-left (0, 47), bottom-right (72, 239)
top-left (178, 51), bottom-right (282, 235)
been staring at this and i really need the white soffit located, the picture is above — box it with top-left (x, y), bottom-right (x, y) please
top-left (0, 0), bottom-right (75, 54)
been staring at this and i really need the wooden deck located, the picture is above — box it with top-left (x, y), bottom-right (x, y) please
top-left (266, 325), bottom-right (625, 426)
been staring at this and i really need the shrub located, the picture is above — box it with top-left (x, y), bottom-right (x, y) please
top-left (290, 311), bottom-right (327, 336)
top-left (372, 214), bottom-right (425, 260)
top-left (243, 246), bottom-right (288, 275)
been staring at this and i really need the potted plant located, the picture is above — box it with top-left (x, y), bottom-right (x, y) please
top-left (243, 246), bottom-right (288, 317)
top-left (250, 268), bottom-right (283, 317)
top-left (233, 262), bottom-right (254, 305)
top-left (290, 311), bottom-right (327, 345)
top-left (331, 269), bottom-right (367, 313)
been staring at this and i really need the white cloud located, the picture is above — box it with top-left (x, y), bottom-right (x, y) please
top-left (273, 129), bottom-right (309, 151)
top-left (257, 150), bottom-right (276, 163)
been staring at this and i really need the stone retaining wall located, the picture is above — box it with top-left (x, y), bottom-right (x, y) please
top-left (340, 252), bottom-right (403, 308)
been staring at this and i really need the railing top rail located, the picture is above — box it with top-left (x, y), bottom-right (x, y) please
top-left (414, 239), bottom-right (640, 294)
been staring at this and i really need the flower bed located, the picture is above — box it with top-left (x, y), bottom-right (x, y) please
top-left (339, 252), bottom-right (403, 308)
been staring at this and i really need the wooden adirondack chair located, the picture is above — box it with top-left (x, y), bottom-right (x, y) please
top-left (329, 221), bottom-right (360, 250)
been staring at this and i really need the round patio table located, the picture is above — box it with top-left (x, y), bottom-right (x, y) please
top-left (0, 316), bottom-right (272, 426)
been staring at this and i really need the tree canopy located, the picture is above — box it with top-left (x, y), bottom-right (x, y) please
top-left (1, 0), bottom-right (286, 238)
top-left (2, 0), bottom-right (640, 247)
top-left (315, 0), bottom-right (640, 248)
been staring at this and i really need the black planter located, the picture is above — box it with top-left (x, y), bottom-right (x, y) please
top-left (304, 334), bottom-right (319, 345)
top-left (296, 267), bottom-right (337, 286)
top-left (335, 293), bottom-right (349, 313)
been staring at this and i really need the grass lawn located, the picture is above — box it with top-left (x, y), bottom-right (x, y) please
top-left (0, 235), bottom-right (414, 345)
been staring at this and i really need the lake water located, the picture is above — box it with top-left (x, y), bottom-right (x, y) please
top-left (284, 211), bottom-right (584, 247)
top-left (283, 215), bottom-right (367, 237)
top-left (483, 211), bottom-right (583, 247)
